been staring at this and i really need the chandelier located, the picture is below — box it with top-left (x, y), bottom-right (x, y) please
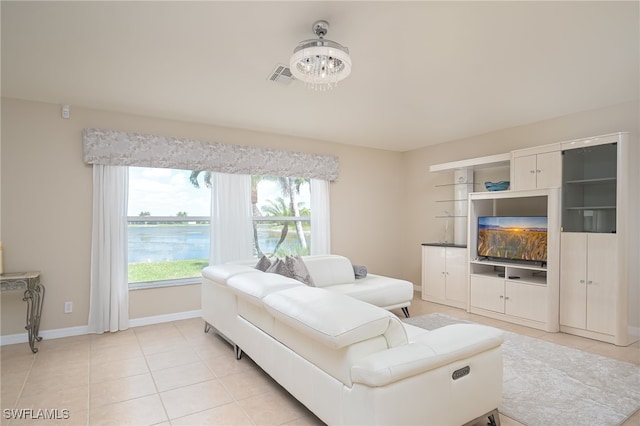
top-left (289, 20), bottom-right (352, 91)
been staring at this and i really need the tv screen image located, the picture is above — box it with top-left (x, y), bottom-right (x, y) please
top-left (477, 216), bottom-right (548, 262)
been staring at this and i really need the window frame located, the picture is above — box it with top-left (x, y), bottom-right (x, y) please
top-left (127, 171), bottom-right (315, 289)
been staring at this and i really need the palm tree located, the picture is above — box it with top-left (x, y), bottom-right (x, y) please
top-left (263, 177), bottom-right (308, 251)
top-left (189, 171), bottom-right (212, 189)
top-left (189, 172), bottom-right (309, 255)
top-left (261, 197), bottom-right (309, 256)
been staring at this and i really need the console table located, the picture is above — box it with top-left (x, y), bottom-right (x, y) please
top-left (1, 272), bottom-right (44, 352)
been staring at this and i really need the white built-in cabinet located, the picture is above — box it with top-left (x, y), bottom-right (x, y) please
top-left (560, 233), bottom-right (617, 338)
top-left (511, 143), bottom-right (562, 190)
top-left (421, 245), bottom-right (467, 309)
top-left (556, 134), bottom-right (637, 345)
top-left (427, 132), bottom-right (638, 345)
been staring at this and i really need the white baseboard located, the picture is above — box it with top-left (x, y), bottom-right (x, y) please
top-left (129, 309), bottom-right (202, 328)
top-left (0, 325), bottom-right (89, 346)
top-left (0, 309), bottom-right (203, 347)
top-left (628, 325), bottom-right (640, 343)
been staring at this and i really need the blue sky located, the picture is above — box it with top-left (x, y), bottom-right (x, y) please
top-left (478, 216), bottom-right (547, 229)
top-left (127, 167), bottom-right (310, 217)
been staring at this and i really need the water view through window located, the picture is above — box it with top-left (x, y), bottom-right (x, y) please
top-left (129, 223), bottom-right (210, 263)
top-left (128, 168), bottom-right (311, 285)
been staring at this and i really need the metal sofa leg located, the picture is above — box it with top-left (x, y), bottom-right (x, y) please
top-left (401, 307), bottom-right (410, 318)
top-left (462, 408), bottom-right (500, 426)
top-left (204, 321), bottom-right (212, 333)
top-left (487, 409), bottom-right (500, 426)
top-left (234, 345), bottom-right (243, 360)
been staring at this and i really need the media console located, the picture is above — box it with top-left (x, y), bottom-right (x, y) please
top-left (468, 188), bottom-right (560, 332)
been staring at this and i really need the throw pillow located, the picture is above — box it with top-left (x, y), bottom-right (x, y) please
top-left (284, 255), bottom-right (315, 287)
top-left (353, 264), bottom-right (368, 279)
top-left (266, 258), bottom-right (291, 276)
top-left (265, 255), bottom-right (315, 286)
top-left (255, 255), bottom-right (272, 272)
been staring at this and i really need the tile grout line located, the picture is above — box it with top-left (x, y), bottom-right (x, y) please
top-left (190, 321), bottom-right (259, 425)
top-left (6, 350), bottom-right (37, 426)
top-left (137, 324), bottom-right (172, 425)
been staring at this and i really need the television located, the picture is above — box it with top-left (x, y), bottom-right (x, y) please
top-left (477, 216), bottom-right (548, 263)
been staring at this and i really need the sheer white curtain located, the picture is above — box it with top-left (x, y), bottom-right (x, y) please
top-left (310, 179), bottom-right (331, 255)
top-left (88, 165), bottom-right (129, 334)
top-left (210, 172), bottom-right (254, 264)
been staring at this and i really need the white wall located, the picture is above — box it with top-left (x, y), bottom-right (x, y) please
top-left (1, 97), bottom-right (637, 337)
top-left (401, 100), bottom-right (639, 287)
top-left (0, 98), bottom-right (405, 335)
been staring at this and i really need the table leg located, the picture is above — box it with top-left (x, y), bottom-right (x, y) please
top-left (23, 282), bottom-right (45, 353)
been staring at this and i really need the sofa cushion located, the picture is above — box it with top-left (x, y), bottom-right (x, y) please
top-left (202, 264), bottom-right (256, 282)
top-left (227, 271), bottom-right (304, 305)
top-left (263, 286), bottom-right (399, 349)
top-left (302, 255), bottom-right (355, 287)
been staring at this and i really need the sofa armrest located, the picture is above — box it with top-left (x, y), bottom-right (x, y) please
top-left (301, 255), bottom-right (356, 287)
top-left (350, 324), bottom-right (504, 387)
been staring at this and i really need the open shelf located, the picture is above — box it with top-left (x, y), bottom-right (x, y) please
top-left (565, 177), bottom-right (616, 185)
top-left (470, 261), bottom-right (547, 286)
top-left (435, 183), bottom-right (474, 188)
top-left (565, 206), bottom-right (615, 210)
top-left (470, 259), bottom-right (547, 272)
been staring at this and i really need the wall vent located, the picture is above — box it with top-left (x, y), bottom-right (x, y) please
top-left (268, 64), bottom-right (294, 85)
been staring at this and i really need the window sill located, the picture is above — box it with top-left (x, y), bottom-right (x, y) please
top-left (129, 277), bottom-right (201, 291)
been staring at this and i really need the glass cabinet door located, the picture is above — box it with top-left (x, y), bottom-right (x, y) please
top-left (561, 143), bottom-right (617, 233)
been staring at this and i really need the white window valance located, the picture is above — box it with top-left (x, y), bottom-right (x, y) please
top-left (83, 128), bottom-right (339, 181)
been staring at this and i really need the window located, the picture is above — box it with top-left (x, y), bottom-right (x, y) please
top-left (253, 176), bottom-right (311, 258)
top-left (128, 169), bottom-right (311, 287)
top-left (127, 167), bottom-right (211, 286)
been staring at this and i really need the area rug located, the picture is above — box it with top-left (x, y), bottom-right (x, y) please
top-left (404, 313), bottom-right (640, 426)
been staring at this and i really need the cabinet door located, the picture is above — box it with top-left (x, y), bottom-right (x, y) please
top-left (505, 281), bottom-right (548, 322)
top-left (444, 248), bottom-right (467, 303)
top-left (560, 233), bottom-right (588, 329)
top-left (586, 234), bottom-right (617, 335)
top-left (513, 155), bottom-right (537, 191)
top-left (445, 247), bottom-right (469, 303)
top-left (535, 151), bottom-right (562, 189)
top-left (422, 246), bottom-right (446, 299)
top-left (470, 275), bottom-right (504, 313)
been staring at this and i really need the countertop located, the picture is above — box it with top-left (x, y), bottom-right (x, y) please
top-left (421, 243), bottom-right (467, 248)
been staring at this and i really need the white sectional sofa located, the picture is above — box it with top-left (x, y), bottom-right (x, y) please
top-left (287, 254), bottom-right (414, 317)
top-left (201, 255), bottom-right (505, 426)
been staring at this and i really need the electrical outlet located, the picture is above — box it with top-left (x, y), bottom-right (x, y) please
top-left (64, 301), bottom-right (73, 314)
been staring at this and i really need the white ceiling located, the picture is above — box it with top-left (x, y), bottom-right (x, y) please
top-left (2, 1), bottom-right (638, 152)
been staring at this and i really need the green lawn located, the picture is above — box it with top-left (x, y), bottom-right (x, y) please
top-left (128, 259), bottom-right (209, 283)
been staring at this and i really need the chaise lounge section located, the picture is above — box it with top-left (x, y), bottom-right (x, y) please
top-left (201, 255), bottom-right (505, 425)
top-left (289, 255), bottom-right (414, 317)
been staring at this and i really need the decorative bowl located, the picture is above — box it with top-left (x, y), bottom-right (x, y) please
top-left (485, 181), bottom-right (510, 191)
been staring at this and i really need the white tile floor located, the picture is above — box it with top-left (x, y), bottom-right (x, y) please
top-left (1, 294), bottom-right (638, 426)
